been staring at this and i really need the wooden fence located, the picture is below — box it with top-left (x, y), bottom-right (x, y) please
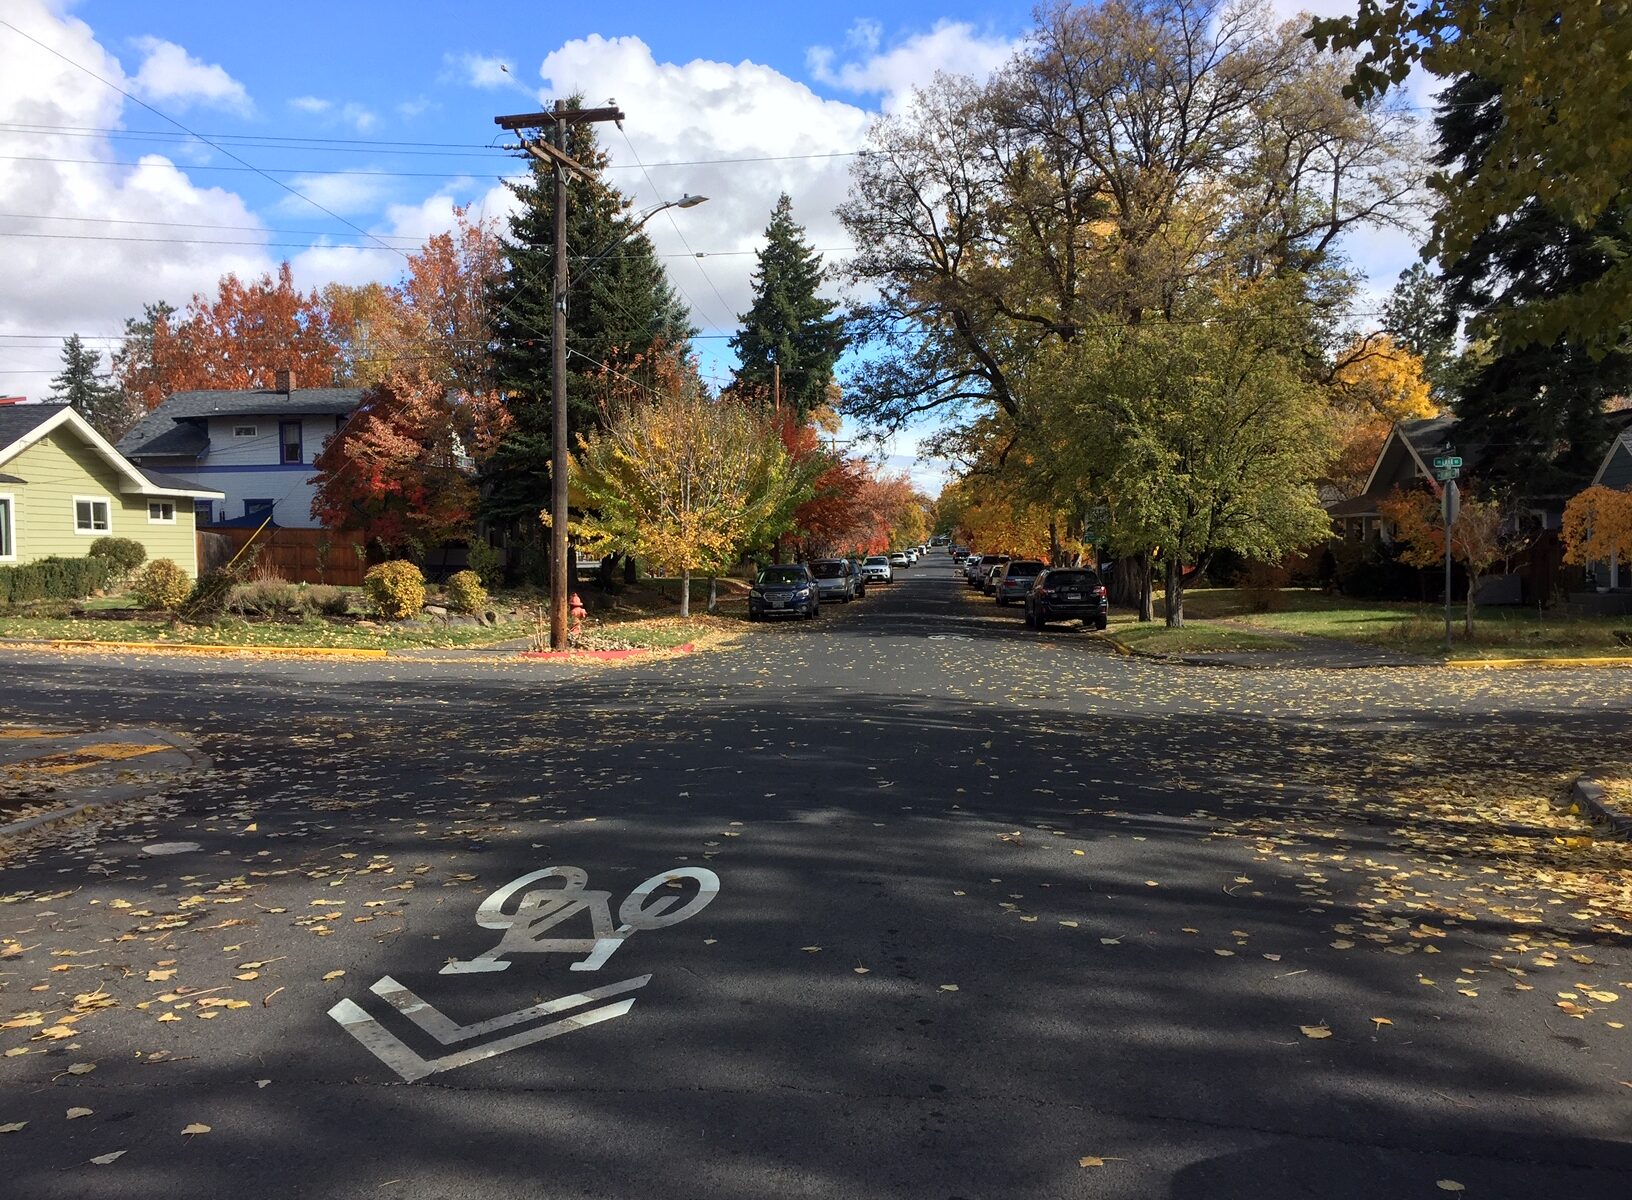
top-left (196, 527), bottom-right (370, 586)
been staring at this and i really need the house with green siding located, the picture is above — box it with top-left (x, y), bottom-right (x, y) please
top-left (0, 402), bottom-right (223, 577)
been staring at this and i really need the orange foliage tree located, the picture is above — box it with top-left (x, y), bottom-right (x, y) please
top-left (116, 262), bottom-right (338, 410)
top-left (1378, 484), bottom-right (1529, 635)
top-left (311, 211), bottom-right (509, 554)
top-left (1327, 336), bottom-right (1437, 498)
top-left (1561, 485), bottom-right (1632, 572)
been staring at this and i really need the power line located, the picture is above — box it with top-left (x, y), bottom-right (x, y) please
top-left (0, 17), bottom-right (410, 262)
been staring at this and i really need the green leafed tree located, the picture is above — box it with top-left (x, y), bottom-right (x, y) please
top-left (49, 334), bottom-right (134, 440)
top-left (483, 105), bottom-right (694, 564)
top-left (730, 194), bottom-right (847, 419)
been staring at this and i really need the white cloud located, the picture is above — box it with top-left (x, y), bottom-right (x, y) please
top-left (807, 19), bottom-right (1017, 111)
top-left (289, 95), bottom-right (331, 114)
top-left (129, 35), bottom-right (252, 114)
top-left (0, 2), bottom-right (273, 397)
top-left (277, 170), bottom-right (396, 217)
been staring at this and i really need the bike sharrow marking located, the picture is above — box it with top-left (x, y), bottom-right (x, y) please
top-left (367, 973), bottom-right (652, 1045)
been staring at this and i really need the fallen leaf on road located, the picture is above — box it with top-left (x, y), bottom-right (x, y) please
top-left (65, 1063), bottom-right (95, 1075)
top-left (255, 1080), bottom-right (270, 1089)
top-left (1371, 1018), bottom-right (1393, 1029)
top-left (66, 1108), bottom-right (92, 1119)
top-left (235, 972), bottom-right (259, 981)
top-left (1299, 1025), bottom-right (1333, 1039)
top-left (182, 1124), bottom-right (210, 1136)
top-left (89, 1151), bottom-right (125, 1165)
top-left (1436, 1182), bottom-right (1464, 1193)
top-left (853, 967), bottom-right (870, 975)
top-left (1059, 920), bottom-right (1079, 928)
top-left (157, 1013), bottom-right (180, 1022)
top-left (321, 971), bottom-right (344, 982)
top-left (146, 970), bottom-right (175, 982)
top-left (939, 984), bottom-right (959, 992)
top-left (801, 947), bottom-right (822, 953)
top-left (1214, 949), bottom-right (1236, 957)
top-left (1078, 1156), bottom-right (1106, 1168)
top-left (0, 1123), bottom-right (25, 1133)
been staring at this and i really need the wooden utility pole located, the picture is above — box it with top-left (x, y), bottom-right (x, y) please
top-left (495, 102), bottom-right (625, 650)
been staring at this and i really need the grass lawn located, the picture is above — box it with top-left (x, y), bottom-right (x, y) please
top-left (1106, 612), bottom-right (1295, 655)
top-left (1149, 588), bottom-right (1632, 660)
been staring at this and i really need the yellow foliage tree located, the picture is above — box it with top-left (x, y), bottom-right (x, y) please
top-left (1327, 336), bottom-right (1438, 498)
top-left (1561, 486), bottom-right (1632, 571)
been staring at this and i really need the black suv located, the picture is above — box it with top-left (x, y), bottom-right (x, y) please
top-left (1025, 567), bottom-right (1109, 630)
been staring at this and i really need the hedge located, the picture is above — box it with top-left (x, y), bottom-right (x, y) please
top-left (0, 556), bottom-right (115, 605)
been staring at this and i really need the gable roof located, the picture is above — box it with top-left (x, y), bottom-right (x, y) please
top-left (1593, 427), bottom-right (1632, 489)
top-left (118, 387), bottom-right (364, 458)
top-left (0, 404), bottom-right (222, 499)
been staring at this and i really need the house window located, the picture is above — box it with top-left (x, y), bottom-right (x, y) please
top-left (148, 501), bottom-right (176, 524)
top-left (73, 497), bottom-right (110, 534)
top-left (193, 500), bottom-right (214, 526)
top-left (0, 495), bottom-right (12, 560)
top-left (280, 420), bottom-right (303, 464)
top-left (234, 425), bottom-right (258, 438)
top-left (244, 499), bottom-right (274, 520)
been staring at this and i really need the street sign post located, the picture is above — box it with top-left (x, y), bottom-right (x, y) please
top-left (1441, 477), bottom-right (1459, 653)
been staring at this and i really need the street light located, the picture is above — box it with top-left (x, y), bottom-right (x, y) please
top-left (576, 195), bottom-right (708, 275)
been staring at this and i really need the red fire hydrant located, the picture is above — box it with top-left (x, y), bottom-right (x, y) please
top-left (568, 592), bottom-right (587, 641)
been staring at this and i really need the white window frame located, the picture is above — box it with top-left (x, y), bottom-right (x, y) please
top-left (147, 500), bottom-right (176, 524)
top-left (72, 495), bottom-right (111, 535)
top-left (0, 493), bottom-right (14, 561)
top-left (233, 424), bottom-right (258, 438)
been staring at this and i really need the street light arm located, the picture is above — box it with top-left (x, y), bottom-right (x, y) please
top-left (577, 195), bottom-right (708, 277)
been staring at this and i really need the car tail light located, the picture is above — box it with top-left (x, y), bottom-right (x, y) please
top-left (1096, 586), bottom-right (1107, 598)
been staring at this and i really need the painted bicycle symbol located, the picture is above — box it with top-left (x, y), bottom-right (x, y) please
top-left (440, 865), bottom-right (721, 975)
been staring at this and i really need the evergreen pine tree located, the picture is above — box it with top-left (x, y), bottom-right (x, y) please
top-left (1435, 74), bottom-right (1632, 499)
top-left (49, 334), bottom-right (132, 440)
top-left (730, 194), bottom-right (846, 419)
top-left (483, 108), bottom-right (693, 551)
top-left (1382, 263), bottom-right (1461, 402)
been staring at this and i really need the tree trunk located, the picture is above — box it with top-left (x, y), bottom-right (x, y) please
top-left (707, 575), bottom-right (718, 614)
top-left (1165, 556), bottom-right (1185, 628)
top-left (680, 567), bottom-right (691, 618)
top-left (1465, 570), bottom-right (1478, 636)
top-left (624, 554), bottom-right (637, 584)
top-left (1048, 520), bottom-right (1060, 567)
top-left (1139, 551), bottom-right (1154, 622)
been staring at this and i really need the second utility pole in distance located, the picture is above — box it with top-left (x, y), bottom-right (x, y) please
top-left (495, 100), bottom-right (625, 650)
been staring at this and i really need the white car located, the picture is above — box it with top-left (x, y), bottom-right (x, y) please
top-left (889, 551), bottom-right (910, 568)
top-left (861, 555), bottom-right (894, 583)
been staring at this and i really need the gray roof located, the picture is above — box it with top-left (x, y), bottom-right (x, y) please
top-left (0, 472), bottom-right (24, 485)
top-left (118, 387), bottom-right (363, 458)
top-left (135, 466), bottom-right (223, 496)
top-left (0, 402), bottom-right (68, 452)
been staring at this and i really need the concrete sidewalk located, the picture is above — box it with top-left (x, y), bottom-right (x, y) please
top-left (0, 724), bottom-right (208, 837)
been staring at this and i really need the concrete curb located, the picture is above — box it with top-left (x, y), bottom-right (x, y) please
top-left (0, 730), bottom-right (212, 840)
top-left (0, 637), bottom-right (388, 659)
top-left (1565, 766), bottom-right (1632, 841)
top-left (1445, 656), bottom-right (1632, 669)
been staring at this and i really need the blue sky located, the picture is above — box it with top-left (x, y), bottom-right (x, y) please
top-left (2, 0), bottom-right (1414, 491)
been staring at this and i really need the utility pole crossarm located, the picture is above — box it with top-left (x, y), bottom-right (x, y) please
top-left (494, 107), bottom-right (625, 130)
top-left (516, 139), bottom-right (595, 183)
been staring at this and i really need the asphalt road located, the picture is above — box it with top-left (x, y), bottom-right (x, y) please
top-left (1, 557), bottom-right (1630, 1199)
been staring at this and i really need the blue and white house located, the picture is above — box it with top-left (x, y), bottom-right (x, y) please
top-left (118, 371), bottom-right (363, 529)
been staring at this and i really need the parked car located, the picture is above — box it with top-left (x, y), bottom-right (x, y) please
top-left (846, 556), bottom-right (867, 597)
top-left (861, 555), bottom-right (894, 584)
top-left (963, 554), bottom-right (988, 585)
top-left (982, 558), bottom-right (1010, 594)
top-left (1025, 566), bottom-right (1109, 630)
top-left (993, 559), bottom-right (1046, 606)
top-left (889, 551), bottom-right (910, 568)
top-left (906, 548), bottom-right (919, 564)
top-left (747, 564), bottom-right (820, 621)
top-left (809, 558), bottom-right (856, 603)
top-left (951, 545), bottom-right (969, 561)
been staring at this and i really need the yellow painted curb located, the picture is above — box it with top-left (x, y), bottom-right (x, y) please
top-left (39, 639), bottom-right (389, 660)
top-left (1444, 655), bottom-right (1632, 669)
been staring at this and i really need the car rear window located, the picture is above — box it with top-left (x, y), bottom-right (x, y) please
top-left (811, 561), bottom-right (846, 578)
top-left (1006, 561), bottom-right (1045, 576)
top-left (1044, 570), bottom-right (1099, 588)
top-left (758, 568), bottom-right (806, 586)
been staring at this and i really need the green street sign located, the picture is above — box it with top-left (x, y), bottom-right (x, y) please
top-left (1432, 455), bottom-right (1463, 469)
top-left (1434, 466), bottom-right (1460, 482)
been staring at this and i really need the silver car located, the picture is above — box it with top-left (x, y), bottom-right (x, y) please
top-left (809, 558), bottom-right (856, 603)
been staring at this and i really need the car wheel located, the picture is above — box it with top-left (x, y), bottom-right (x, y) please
top-left (1033, 610), bottom-right (1046, 630)
top-left (996, 595), bottom-right (1007, 606)
top-left (1095, 617), bottom-right (1108, 631)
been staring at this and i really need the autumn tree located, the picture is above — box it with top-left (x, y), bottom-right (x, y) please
top-left (109, 301), bottom-right (175, 414)
top-left (1326, 334), bottom-right (1437, 498)
top-left (730, 195), bottom-right (847, 419)
top-left (1378, 483), bottom-right (1531, 635)
top-left (310, 212), bottom-right (509, 555)
top-left (567, 356), bottom-right (799, 617)
top-left (1561, 486), bottom-right (1632, 575)
top-left (49, 334), bottom-right (134, 440)
top-left (114, 263), bottom-right (338, 409)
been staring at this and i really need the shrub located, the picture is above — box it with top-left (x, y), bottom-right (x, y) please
top-left (182, 565), bottom-right (244, 623)
top-left (466, 540), bottom-right (504, 588)
top-left (0, 556), bottom-right (114, 605)
top-left (131, 559), bottom-right (192, 612)
top-left (444, 569), bottom-right (488, 614)
top-left (87, 537), bottom-right (147, 581)
top-left (303, 584), bottom-right (351, 616)
top-left (229, 578), bottom-right (303, 616)
top-left (363, 560), bottom-right (426, 620)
